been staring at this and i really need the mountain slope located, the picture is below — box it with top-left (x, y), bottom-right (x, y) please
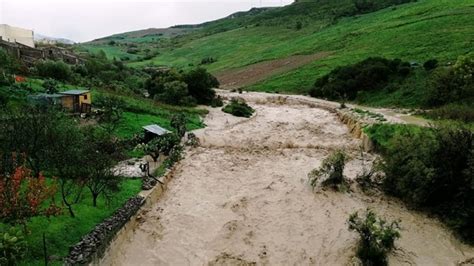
top-left (81, 0), bottom-right (474, 94)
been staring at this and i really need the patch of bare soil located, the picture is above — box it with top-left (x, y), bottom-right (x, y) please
top-left (104, 92), bottom-right (474, 265)
top-left (215, 52), bottom-right (330, 89)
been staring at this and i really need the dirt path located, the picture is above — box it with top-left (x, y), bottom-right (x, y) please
top-left (104, 92), bottom-right (472, 265)
top-left (215, 52), bottom-right (330, 89)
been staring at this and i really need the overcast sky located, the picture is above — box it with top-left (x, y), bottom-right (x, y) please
top-left (0, 0), bottom-right (293, 43)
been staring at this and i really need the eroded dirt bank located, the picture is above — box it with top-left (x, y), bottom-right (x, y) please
top-left (104, 92), bottom-right (473, 265)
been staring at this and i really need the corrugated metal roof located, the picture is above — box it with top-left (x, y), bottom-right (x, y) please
top-left (143, 124), bottom-right (171, 136)
top-left (60, 90), bottom-right (89, 95)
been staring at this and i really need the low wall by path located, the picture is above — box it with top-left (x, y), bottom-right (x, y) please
top-left (93, 167), bottom-right (177, 266)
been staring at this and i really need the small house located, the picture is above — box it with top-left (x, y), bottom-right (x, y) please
top-left (143, 124), bottom-right (171, 143)
top-left (59, 90), bottom-right (91, 113)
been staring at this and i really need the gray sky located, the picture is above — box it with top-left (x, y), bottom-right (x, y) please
top-left (0, 0), bottom-right (293, 43)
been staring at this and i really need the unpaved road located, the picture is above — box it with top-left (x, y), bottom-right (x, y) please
top-left (105, 92), bottom-right (473, 265)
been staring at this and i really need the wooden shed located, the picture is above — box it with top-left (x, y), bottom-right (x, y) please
top-left (59, 90), bottom-right (91, 113)
top-left (143, 124), bottom-right (171, 143)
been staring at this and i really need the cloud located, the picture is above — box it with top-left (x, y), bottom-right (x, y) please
top-left (0, 0), bottom-right (293, 42)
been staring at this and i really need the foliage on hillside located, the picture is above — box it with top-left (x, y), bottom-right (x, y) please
top-left (365, 123), bottom-right (474, 242)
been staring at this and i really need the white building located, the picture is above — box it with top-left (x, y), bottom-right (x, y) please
top-left (0, 24), bottom-right (35, 48)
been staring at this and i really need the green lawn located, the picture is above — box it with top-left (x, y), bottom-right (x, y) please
top-left (0, 179), bottom-right (142, 266)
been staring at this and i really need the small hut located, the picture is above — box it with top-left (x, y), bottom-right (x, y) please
top-left (59, 90), bottom-right (91, 113)
top-left (143, 124), bottom-right (171, 143)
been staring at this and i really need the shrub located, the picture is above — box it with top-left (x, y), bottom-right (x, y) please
top-left (425, 104), bottom-right (474, 123)
top-left (36, 60), bottom-right (72, 81)
top-left (310, 57), bottom-right (411, 101)
top-left (200, 57), bottom-right (216, 65)
top-left (308, 150), bottom-right (348, 191)
top-left (348, 210), bottom-right (400, 266)
top-left (210, 95), bottom-right (224, 107)
top-left (0, 227), bottom-right (27, 265)
top-left (222, 98), bottom-right (255, 118)
top-left (170, 113), bottom-right (187, 138)
top-left (295, 21), bottom-right (303, 30)
top-left (183, 67), bottom-right (219, 105)
top-left (164, 144), bottom-right (184, 169)
top-left (186, 133), bottom-right (200, 148)
top-left (381, 123), bottom-right (473, 241)
top-left (423, 59), bottom-right (438, 71)
top-left (144, 69), bottom-right (182, 98)
top-left (155, 81), bottom-right (194, 106)
top-left (42, 79), bottom-right (59, 94)
top-left (427, 55), bottom-right (474, 106)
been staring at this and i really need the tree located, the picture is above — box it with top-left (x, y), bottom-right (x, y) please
top-left (0, 107), bottom-right (64, 177)
top-left (0, 165), bottom-right (59, 224)
top-left (142, 134), bottom-right (180, 162)
top-left (82, 127), bottom-right (122, 207)
top-left (144, 69), bottom-right (182, 98)
top-left (170, 113), bottom-right (187, 138)
top-left (42, 79), bottom-right (59, 94)
top-left (95, 95), bottom-right (126, 132)
top-left (295, 21), bottom-right (303, 30)
top-left (44, 117), bottom-right (87, 218)
top-left (155, 81), bottom-right (194, 106)
top-left (423, 59), bottom-right (438, 71)
top-left (183, 67), bottom-right (219, 105)
top-left (36, 60), bottom-right (72, 81)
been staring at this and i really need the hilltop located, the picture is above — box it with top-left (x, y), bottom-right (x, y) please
top-left (80, 0), bottom-right (474, 96)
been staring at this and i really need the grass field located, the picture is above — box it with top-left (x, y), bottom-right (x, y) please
top-left (84, 0), bottom-right (473, 96)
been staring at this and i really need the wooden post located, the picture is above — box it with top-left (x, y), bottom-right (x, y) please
top-left (43, 232), bottom-right (48, 266)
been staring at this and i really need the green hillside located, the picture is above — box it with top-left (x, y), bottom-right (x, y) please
top-left (81, 0), bottom-right (473, 95)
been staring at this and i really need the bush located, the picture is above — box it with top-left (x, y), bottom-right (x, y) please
top-left (164, 145), bottom-right (184, 169)
top-left (308, 150), bottom-right (348, 191)
top-left (200, 57), bottom-right (216, 65)
top-left (348, 210), bottom-right (400, 266)
top-left (423, 59), bottom-right (438, 71)
top-left (222, 98), bottom-right (255, 118)
top-left (183, 67), bottom-right (219, 105)
top-left (425, 104), bottom-right (474, 123)
top-left (381, 123), bottom-right (473, 241)
top-left (310, 57), bottom-right (411, 101)
top-left (36, 60), bottom-right (72, 81)
top-left (42, 79), bottom-right (59, 94)
top-left (155, 81), bottom-right (195, 106)
top-left (210, 95), bottom-right (224, 107)
top-left (427, 55), bottom-right (474, 106)
top-left (0, 227), bottom-right (27, 265)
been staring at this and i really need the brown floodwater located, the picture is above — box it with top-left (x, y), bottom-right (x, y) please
top-left (103, 92), bottom-right (474, 266)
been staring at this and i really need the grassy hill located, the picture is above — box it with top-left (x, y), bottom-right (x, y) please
top-left (80, 0), bottom-right (474, 96)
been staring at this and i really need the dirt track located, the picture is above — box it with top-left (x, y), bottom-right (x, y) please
top-left (104, 92), bottom-right (473, 265)
top-left (215, 53), bottom-right (330, 89)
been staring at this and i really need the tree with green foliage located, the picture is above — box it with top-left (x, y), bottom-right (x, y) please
top-left (95, 95), bottom-right (126, 132)
top-left (183, 67), bottom-right (219, 105)
top-left (143, 134), bottom-right (180, 162)
top-left (310, 57), bottom-right (411, 101)
top-left (170, 113), bottom-right (187, 138)
top-left (145, 69), bottom-right (183, 98)
top-left (427, 54), bottom-right (473, 106)
top-left (381, 123), bottom-right (473, 241)
top-left (348, 210), bottom-right (400, 266)
top-left (36, 60), bottom-right (72, 81)
top-left (42, 79), bottom-right (59, 94)
top-left (155, 81), bottom-right (195, 106)
top-left (82, 127), bottom-right (122, 207)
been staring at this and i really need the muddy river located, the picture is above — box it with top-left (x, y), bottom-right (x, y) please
top-left (103, 92), bottom-right (474, 265)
